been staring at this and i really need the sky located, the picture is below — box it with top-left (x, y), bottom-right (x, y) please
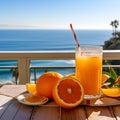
top-left (0, 0), bottom-right (120, 30)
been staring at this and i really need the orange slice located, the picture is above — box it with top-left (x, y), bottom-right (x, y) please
top-left (102, 74), bottom-right (110, 83)
top-left (102, 88), bottom-right (120, 97)
top-left (26, 83), bottom-right (38, 96)
top-left (116, 76), bottom-right (120, 83)
top-left (53, 77), bottom-right (84, 109)
top-left (24, 94), bottom-right (48, 103)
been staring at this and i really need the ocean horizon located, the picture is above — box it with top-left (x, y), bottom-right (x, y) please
top-left (0, 29), bottom-right (112, 83)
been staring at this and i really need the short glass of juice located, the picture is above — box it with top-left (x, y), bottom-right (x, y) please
top-left (76, 45), bottom-right (102, 99)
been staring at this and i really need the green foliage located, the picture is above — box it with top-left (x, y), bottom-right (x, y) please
top-left (113, 83), bottom-right (120, 88)
top-left (109, 67), bottom-right (118, 80)
top-left (103, 67), bottom-right (119, 88)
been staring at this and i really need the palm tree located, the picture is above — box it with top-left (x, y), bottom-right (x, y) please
top-left (110, 20), bottom-right (119, 38)
top-left (11, 66), bottom-right (19, 84)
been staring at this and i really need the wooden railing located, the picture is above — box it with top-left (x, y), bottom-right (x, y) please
top-left (0, 50), bottom-right (120, 84)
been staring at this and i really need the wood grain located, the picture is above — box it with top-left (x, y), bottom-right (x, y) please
top-left (61, 106), bottom-right (87, 120)
top-left (0, 85), bottom-right (26, 98)
top-left (31, 106), bottom-right (60, 120)
top-left (85, 106), bottom-right (116, 120)
top-left (0, 85), bottom-right (120, 120)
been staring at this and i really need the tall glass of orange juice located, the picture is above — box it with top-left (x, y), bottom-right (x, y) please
top-left (76, 45), bottom-right (102, 99)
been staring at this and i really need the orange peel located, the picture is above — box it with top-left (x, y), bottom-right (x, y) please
top-left (102, 88), bottom-right (120, 97)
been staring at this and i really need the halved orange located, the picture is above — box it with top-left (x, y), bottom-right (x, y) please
top-left (26, 83), bottom-right (38, 96)
top-left (53, 77), bottom-right (84, 109)
top-left (102, 88), bottom-right (120, 97)
top-left (102, 74), bottom-right (110, 83)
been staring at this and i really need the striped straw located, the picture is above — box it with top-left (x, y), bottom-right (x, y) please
top-left (70, 24), bottom-right (80, 48)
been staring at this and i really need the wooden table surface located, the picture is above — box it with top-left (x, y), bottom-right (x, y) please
top-left (0, 85), bottom-right (120, 120)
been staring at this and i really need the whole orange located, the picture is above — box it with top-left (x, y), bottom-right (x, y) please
top-left (36, 72), bottom-right (63, 99)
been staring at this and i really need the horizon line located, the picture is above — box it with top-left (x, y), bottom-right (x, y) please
top-left (0, 28), bottom-right (113, 30)
top-left (0, 24), bottom-right (115, 30)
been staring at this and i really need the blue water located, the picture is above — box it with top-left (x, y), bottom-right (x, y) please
top-left (0, 29), bottom-right (112, 82)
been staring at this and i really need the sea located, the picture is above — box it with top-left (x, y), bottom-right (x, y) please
top-left (0, 29), bottom-right (112, 83)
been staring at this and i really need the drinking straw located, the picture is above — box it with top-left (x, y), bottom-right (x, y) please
top-left (70, 24), bottom-right (80, 48)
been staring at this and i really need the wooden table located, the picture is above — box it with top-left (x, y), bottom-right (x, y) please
top-left (0, 85), bottom-right (120, 120)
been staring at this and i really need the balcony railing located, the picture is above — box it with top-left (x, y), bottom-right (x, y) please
top-left (0, 50), bottom-right (120, 84)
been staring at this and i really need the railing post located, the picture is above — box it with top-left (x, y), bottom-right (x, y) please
top-left (18, 58), bottom-right (30, 84)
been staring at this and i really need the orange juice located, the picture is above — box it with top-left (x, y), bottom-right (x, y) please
top-left (76, 46), bottom-right (102, 99)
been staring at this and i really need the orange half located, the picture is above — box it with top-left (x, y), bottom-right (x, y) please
top-left (53, 77), bottom-right (84, 109)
